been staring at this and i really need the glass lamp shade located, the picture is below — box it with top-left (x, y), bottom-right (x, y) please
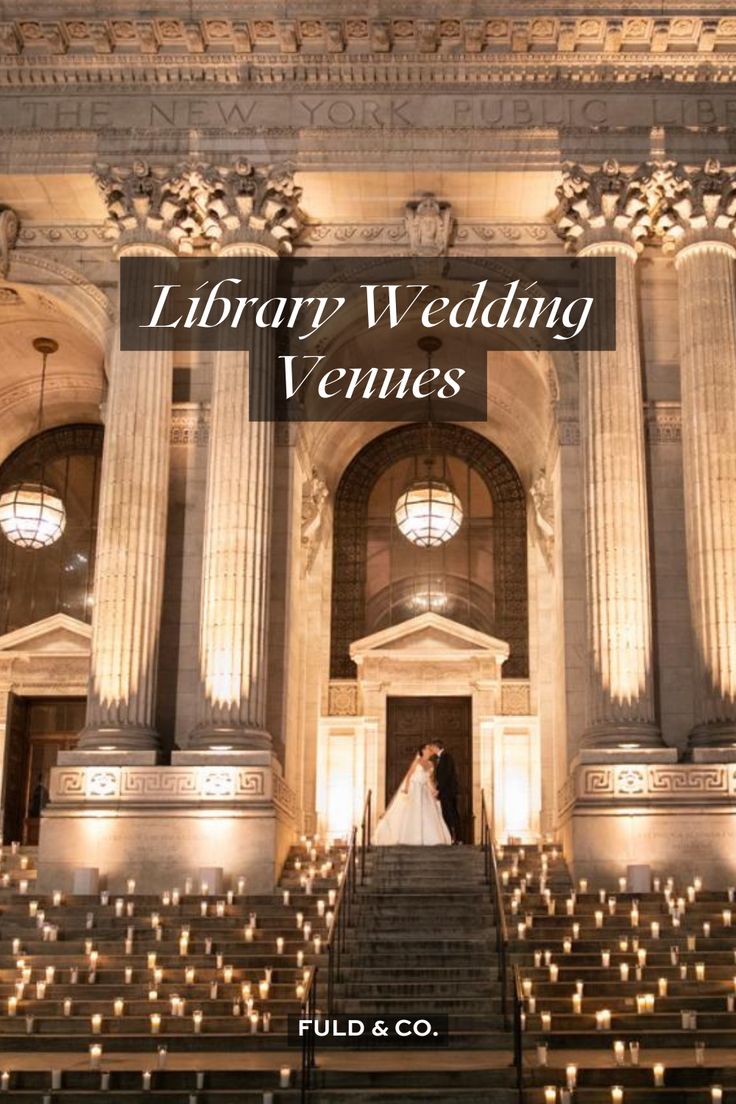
top-left (0, 482), bottom-right (66, 549)
top-left (394, 478), bottom-right (463, 548)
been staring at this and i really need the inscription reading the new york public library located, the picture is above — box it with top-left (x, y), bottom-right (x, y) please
top-left (12, 93), bottom-right (736, 132)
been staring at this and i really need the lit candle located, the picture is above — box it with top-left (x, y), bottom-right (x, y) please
top-left (297, 950), bottom-right (304, 968)
top-left (91, 1013), bottom-right (102, 1034)
top-left (276, 937), bottom-right (285, 955)
top-left (595, 910), bottom-right (603, 928)
top-left (7, 998), bottom-right (16, 1017)
top-left (127, 879), bottom-right (136, 894)
top-left (620, 963), bottom-right (629, 982)
top-left (150, 1014), bottom-right (161, 1034)
top-left (125, 968), bottom-right (132, 984)
top-left (696, 962), bottom-right (706, 982)
top-left (142, 1071), bottom-right (152, 1090)
top-left (536, 1043), bottom-right (548, 1066)
top-left (540, 1011), bottom-right (551, 1031)
top-left (244, 926), bottom-right (254, 943)
top-left (282, 890), bottom-right (290, 906)
top-left (0, 1072), bottom-right (8, 1090)
top-left (250, 1012), bottom-right (259, 1033)
top-left (223, 966), bottom-right (233, 984)
top-left (549, 964), bottom-right (558, 982)
top-left (712, 1088), bottom-right (724, 1104)
top-left (52, 891), bottom-right (62, 907)
top-left (63, 999), bottom-right (72, 1016)
top-left (601, 950), bottom-right (611, 968)
top-left (618, 877), bottom-right (627, 892)
top-left (572, 993), bottom-right (581, 1014)
top-left (544, 1088), bottom-right (556, 1104)
top-left (566, 1065), bottom-right (577, 1090)
top-left (595, 1009), bottom-right (611, 1030)
top-left (193, 1010), bottom-right (203, 1034)
top-left (650, 921), bottom-right (660, 939)
top-left (259, 980), bottom-right (269, 1000)
top-left (629, 1042), bottom-right (639, 1066)
top-left (695, 1042), bottom-right (706, 1067)
top-left (658, 977), bottom-right (668, 997)
top-left (89, 1044), bottom-right (102, 1070)
top-left (611, 1088), bottom-right (623, 1104)
top-left (114, 998), bottom-right (124, 1017)
top-left (279, 1068), bottom-right (291, 1088)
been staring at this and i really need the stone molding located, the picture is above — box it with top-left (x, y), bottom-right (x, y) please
top-left (323, 677), bottom-right (530, 717)
top-left (170, 402), bottom-right (210, 446)
top-left (558, 761), bottom-right (736, 816)
top-left (3, 16), bottom-right (736, 76)
top-left (646, 400), bottom-right (682, 443)
top-left (49, 763), bottom-right (296, 818)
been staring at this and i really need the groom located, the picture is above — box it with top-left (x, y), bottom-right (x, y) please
top-left (430, 741), bottom-right (461, 845)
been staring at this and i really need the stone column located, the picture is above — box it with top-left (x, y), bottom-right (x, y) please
top-left (77, 243), bottom-right (174, 755)
top-left (657, 161), bottom-right (736, 746)
top-left (188, 246), bottom-right (277, 751)
top-left (555, 161), bottom-right (661, 749)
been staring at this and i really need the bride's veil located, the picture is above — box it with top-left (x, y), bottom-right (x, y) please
top-left (381, 752), bottom-right (420, 819)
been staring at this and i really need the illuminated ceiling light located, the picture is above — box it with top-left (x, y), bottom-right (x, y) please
top-left (395, 474), bottom-right (463, 547)
top-left (0, 337), bottom-right (66, 550)
top-left (394, 335), bottom-right (463, 549)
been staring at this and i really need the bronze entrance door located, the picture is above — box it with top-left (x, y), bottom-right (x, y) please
top-left (385, 696), bottom-right (472, 843)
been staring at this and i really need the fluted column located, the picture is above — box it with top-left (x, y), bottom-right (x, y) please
top-left (555, 160), bottom-right (660, 748)
top-left (188, 247), bottom-right (277, 751)
top-left (578, 241), bottom-right (660, 746)
top-left (675, 239), bottom-right (736, 744)
top-left (78, 244), bottom-right (174, 753)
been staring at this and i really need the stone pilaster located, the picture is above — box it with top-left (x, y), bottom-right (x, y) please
top-left (554, 161), bottom-right (661, 748)
top-left (77, 242), bottom-right (174, 755)
top-left (655, 161), bottom-right (736, 747)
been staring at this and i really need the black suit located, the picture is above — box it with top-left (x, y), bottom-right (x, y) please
top-left (433, 750), bottom-right (461, 842)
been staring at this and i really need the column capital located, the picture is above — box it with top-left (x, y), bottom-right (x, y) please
top-left (94, 159), bottom-right (304, 256)
top-left (649, 158), bottom-right (736, 255)
top-left (552, 158), bottom-right (652, 254)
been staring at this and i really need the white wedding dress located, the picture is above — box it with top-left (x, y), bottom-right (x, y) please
top-left (374, 763), bottom-right (452, 846)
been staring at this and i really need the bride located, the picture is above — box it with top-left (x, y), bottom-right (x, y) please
top-left (374, 744), bottom-right (452, 846)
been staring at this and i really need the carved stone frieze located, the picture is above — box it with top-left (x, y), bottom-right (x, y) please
top-left (170, 403), bottom-right (210, 446)
top-left (325, 680), bottom-right (361, 717)
top-left (500, 681), bottom-right (531, 716)
top-left (94, 159), bottom-right (303, 254)
top-left (49, 764), bottom-right (296, 815)
top-left (646, 401), bottom-right (682, 443)
top-left (559, 762), bottom-right (736, 815)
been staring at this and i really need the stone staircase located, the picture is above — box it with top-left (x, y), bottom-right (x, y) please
top-left (309, 844), bottom-right (517, 1102)
top-left (499, 842), bottom-right (736, 1102)
top-left (0, 836), bottom-right (346, 1100)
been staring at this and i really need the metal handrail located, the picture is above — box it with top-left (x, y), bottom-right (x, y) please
top-left (327, 790), bottom-right (372, 1013)
top-left (511, 964), bottom-right (525, 1102)
top-left (300, 963), bottom-right (319, 1104)
top-left (480, 791), bottom-right (509, 1027)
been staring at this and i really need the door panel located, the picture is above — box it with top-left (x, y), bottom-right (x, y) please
top-left (385, 696), bottom-right (472, 842)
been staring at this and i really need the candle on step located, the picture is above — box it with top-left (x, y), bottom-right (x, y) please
top-left (150, 1014), bottom-right (161, 1034)
top-left (193, 1010), bottom-right (203, 1033)
top-left (544, 1088), bottom-right (556, 1104)
top-left (695, 1042), bottom-right (706, 1066)
top-left (650, 921), bottom-right (660, 939)
top-left (611, 1088), bottom-right (623, 1104)
top-left (244, 926), bottom-right (254, 943)
top-left (595, 910), bottom-right (603, 928)
top-left (620, 963), bottom-right (629, 982)
top-left (186, 967), bottom-right (195, 985)
top-left (125, 968), bottom-right (132, 984)
top-left (658, 977), bottom-right (668, 997)
top-left (601, 950), bottom-right (611, 968)
top-left (276, 937), bottom-right (285, 955)
top-left (712, 1088), bottom-right (723, 1103)
top-left (89, 1045), bottom-right (102, 1070)
top-left (0, 1072), bottom-right (8, 1091)
top-left (142, 1071), bottom-right (151, 1090)
top-left (63, 999), bottom-right (72, 1016)
top-left (613, 1040), bottom-right (625, 1065)
top-left (536, 1043), bottom-right (548, 1066)
top-left (549, 964), bottom-right (558, 982)
top-left (653, 1064), bottom-right (665, 1087)
top-left (279, 1068), bottom-right (291, 1088)
top-left (696, 962), bottom-right (706, 981)
top-left (571, 993), bottom-right (581, 1014)
top-left (566, 1065), bottom-right (577, 1090)
top-left (540, 1011), bottom-right (551, 1031)
top-left (114, 999), bottom-right (124, 1017)
top-left (7, 997), bottom-right (16, 1017)
top-left (91, 1014), bottom-right (102, 1034)
top-left (629, 1042), bottom-right (640, 1066)
top-left (595, 1009), bottom-right (611, 1030)
top-left (223, 966), bottom-right (233, 984)
top-left (637, 949), bottom-right (647, 967)
top-left (724, 910), bottom-right (732, 928)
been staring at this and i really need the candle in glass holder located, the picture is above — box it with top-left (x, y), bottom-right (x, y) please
top-left (595, 910), bottom-right (603, 929)
top-left (613, 1040), bottom-right (625, 1066)
top-left (658, 977), bottom-right (668, 997)
top-left (629, 1042), bottom-right (639, 1066)
top-left (595, 1009), bottom-right (611, 1030)
top-left (696, 962), bottom-right (706, 982)
top-left (653, 1064), bottom-right (665, 1086)
top-left (142, 1071), bottom-right (152, 1090)
top-left (297, 950), bottom-right (304, 968)
top-left (89, 1045), bottom-right (102, 1070)
top-left (572, 993), bottom-right (581, 1014)
top-left (244, 925), bottom-right (254, 943)
top-left (7, 997), bottom-right (16, 1017)
top-left (712, 1088), bottom-right (723, 1104)
top-left (250, 1011), bottom-right (259, 1034)
top-left (279, 1068), bottom-right (291, 1088)
top-left (540, 1011), bottom-right (551, 1031)
top-left (619, 938), bottom-right (628, 952)
top-left (91, 1013), bottom-right (102, 1034)
top-left (150, 1014), bottom-right (161, 1034)
top-left (650, 921), bottom-right (660, 939)
top-left (544, 1088), bottom-right (556, 1104)
top-left (601, 950), bottom-right (611, 968)
top-left (223, 965), bottom-right (233, 984)
top-left (695, 1042), bottom-right (706, 1067)
top-left (522, 978), bottom-right (533, 998)
top-left (611, 1088), bottom-right (623, 1104)
top-left (276, 937), bottom-right (285, 955)
top-left (63, 998), bottom-right (72, 1016)
top-left (536, 1043), bottom-right (548, 1066)
top-left (193, 1009), bottom-right (203, 1033)
top-left (620, 963), bottom-right (629, 982)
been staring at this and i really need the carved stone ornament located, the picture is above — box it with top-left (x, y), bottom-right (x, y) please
top-left (404, 193), bottom-right (454, 256)
top-left (94, 159), bottom-right (304, 254)
top-left (0, 205), bottom-right (19, 278)
top-left (647, 159), bottom-right (736, 250)
top-left (552, 159), bottom-right (653, 251)
top-left (301, 466), bottom-right (329, 574)
top-left (529, 468), bottom-right (554, 569)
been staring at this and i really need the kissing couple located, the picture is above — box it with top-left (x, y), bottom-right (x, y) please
top-left (374, 741), bottom-right (461, 847)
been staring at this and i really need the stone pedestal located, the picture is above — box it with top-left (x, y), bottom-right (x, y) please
top-left (559, 757), bottom-right (736, 885)
top-left (37, 757), bottom-right (295, 894)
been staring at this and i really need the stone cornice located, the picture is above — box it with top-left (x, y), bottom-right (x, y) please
top-left (3, 15), bottom-right (736, 85)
